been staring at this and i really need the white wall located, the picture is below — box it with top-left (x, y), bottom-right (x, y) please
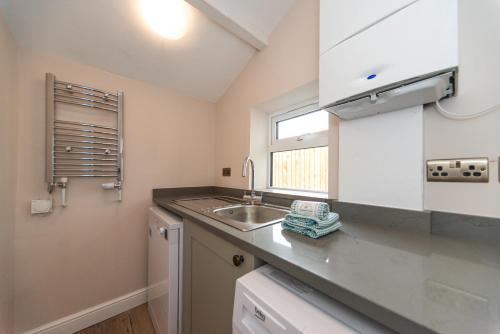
top-left (0, 10), bottom-right (17, 334)
top-left (14, 49), bottom-right (216, 332)
top-left (423, 0), bottom-right (500, 217)
top-left (339, 106), bottom-right (424, 210)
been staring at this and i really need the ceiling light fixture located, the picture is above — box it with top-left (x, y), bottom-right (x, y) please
top-left (140, 0), bottom-right (189, 40)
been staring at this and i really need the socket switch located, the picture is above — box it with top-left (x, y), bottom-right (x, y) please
top-left (427, 158), bottom-right (488, 182)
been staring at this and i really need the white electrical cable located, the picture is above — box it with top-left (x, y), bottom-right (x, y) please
top-left (435, 99), bottom-right (500, 120)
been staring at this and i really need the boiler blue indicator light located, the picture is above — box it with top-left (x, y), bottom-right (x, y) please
top-left (367, 74), bottom-right (377, 80)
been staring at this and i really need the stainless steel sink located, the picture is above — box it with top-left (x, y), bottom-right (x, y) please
top-left (172, 197), bottom-right (289, 231)
top-left (214, 204), bottom-right (287, 223)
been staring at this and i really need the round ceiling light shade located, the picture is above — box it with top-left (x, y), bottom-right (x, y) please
top-left (140, 0), bottom-right (189, 40)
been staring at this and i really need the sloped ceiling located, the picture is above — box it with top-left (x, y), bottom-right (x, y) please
top-left (0, 0), bottom-right (296, 102)
top-left (186, 0), bottom-right (295, 50)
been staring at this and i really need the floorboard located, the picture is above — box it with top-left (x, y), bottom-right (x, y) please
top-left (74, 304), bottom-right (155, 334)
top-left (129, 305), bottom-right (156, 334)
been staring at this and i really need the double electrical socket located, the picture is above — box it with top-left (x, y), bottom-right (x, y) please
top-left (426, 158), bottom-right (489, 182)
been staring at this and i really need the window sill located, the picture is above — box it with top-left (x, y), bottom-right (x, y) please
top-left (262, 188), bottom-right (329, 199)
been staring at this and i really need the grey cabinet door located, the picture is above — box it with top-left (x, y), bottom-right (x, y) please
top-left (182, 219), bottom-right (257, 334)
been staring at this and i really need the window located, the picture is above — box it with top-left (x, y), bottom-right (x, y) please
top-left (272, 147), bottom-right (328, 192)
top-left (276, 110), bottom-right (328, 140)
top-left (269, 102), bottom-right (328, 193)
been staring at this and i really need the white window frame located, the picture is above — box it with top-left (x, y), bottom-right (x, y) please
top-left (267, 98), bottom-right (329, 192)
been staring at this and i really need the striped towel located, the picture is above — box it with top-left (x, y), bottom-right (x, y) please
top-left (284, 212), bottom-right (340, 228)
top-left (290, 200), bottom-right (330, 220)
top-left (281, 212), bottom-right (342, 239)
top-left (282, 220), bottom-right (342, 239)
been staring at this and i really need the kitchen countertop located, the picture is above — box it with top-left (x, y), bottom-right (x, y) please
top-left (154, 192), bottom-right (500, 334)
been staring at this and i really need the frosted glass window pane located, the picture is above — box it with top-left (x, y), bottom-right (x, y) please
top-left (276, 110), bottom-right (328, 140)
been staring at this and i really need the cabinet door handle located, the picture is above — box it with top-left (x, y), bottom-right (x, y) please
top-left (232, 255), bottom-right (245, 267)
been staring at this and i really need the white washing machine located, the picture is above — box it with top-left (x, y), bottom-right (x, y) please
top-left (233, 265), bottom-right (394, 334)
top-left (148, 207), bottom-right (183, 334)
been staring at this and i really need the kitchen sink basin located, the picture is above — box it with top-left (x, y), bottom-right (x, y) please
top-left (172, 197), bottom-right (289, 231)
top-left (213, 205), bottom-right (288, 225)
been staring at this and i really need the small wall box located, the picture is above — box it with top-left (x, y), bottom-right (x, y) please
top-left (31, 199), bottom-right (52, 214)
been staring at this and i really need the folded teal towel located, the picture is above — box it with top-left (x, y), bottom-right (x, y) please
top-left (290, 200), bottom-right (330, 220)
top-left (282, 220), bottom-right (342, 239)
top-left (284, 212), bottom-right (340, 228)
top-left (281, 212), bottom-right (341, 239)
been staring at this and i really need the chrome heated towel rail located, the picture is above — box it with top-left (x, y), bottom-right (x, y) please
top-left (46, 73), bottom-right (124, 206)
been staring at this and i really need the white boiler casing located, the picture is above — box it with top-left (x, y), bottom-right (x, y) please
top-left (319, 0), bottom-right (458, 112)
top-left (320, 0), bottom-right (417, 54)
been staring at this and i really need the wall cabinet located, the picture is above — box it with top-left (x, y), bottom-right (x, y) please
top-left (182, 219), bottom-right (260, 334)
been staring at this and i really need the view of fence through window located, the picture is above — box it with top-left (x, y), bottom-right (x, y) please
top-left (271, 146), bottom-right (328, 192)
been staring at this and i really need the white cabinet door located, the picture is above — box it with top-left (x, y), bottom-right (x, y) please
top-left (148, 215), bottom-right (180, 334)
top-left (320, 0), bottom-right (416, 54)
top-left (319, 0), bottom-right (458, 107)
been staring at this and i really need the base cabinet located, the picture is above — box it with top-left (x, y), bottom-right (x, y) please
top-left (182, 219), bottom-right (260, 334)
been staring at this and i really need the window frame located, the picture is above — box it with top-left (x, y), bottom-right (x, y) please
top-left (267, 99), bottom-right (329, 192)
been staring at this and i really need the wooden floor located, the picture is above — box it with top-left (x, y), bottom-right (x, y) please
top-left (75, 304), bottom-right (155, 334)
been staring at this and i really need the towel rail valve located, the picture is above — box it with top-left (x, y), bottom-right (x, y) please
top-left (49, 177), bottom-right (69, 207)
top-left (101, 181), bottom-right (122, 201)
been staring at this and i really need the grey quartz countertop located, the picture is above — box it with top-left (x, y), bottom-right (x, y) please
top-left (154, 194), bottom-right (500, 334)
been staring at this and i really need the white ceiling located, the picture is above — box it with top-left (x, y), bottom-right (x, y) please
top-left (186, 0), bottom-right (295, 50)
top-left (0, 0), bottom-right (292, 102)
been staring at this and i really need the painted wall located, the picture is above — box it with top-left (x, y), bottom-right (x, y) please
top-left (215, 0), bottom-right (319, 189)
top-left (424, 0), bottom-right (500, 218)
top-left (14, 49), bottom-right (216, 332)
top-left (0, 11), bottom-right (17, 334)
top-left (215, 0), bottom-right (500, 218)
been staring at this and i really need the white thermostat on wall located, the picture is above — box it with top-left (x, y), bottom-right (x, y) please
top-left (31, 199), bottom-right (52, 215)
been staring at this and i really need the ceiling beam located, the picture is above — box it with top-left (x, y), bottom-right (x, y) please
top-left (185, 0), bottom-right (267, 50)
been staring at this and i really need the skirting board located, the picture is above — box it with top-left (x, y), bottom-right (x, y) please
top-left (22, 287), bottom-right (148, 334)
